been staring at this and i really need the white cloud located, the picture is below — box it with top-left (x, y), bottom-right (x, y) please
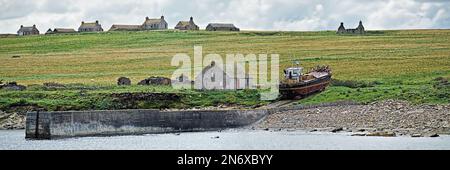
top-left (0, 0), bottom-right (449, 33)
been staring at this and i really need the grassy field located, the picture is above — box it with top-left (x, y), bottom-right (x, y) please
top-left (0, 29), bottom-right (449, 111)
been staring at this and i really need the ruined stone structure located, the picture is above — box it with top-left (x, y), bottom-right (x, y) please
top-left (109, 25), bottom-right (142, 31)
top-left (175, 17), bottom-right (199, 30)
top-left (337, 21), bottom-right (365, 34)
top-left (206, 23), bottom-right (240, 31)
top-left (78, 20), bottom-right (103, 32)
top-left (142, 16), bottom-right (168, 30)
top-left (117, 77), bottom-right (131, 86)
top-left (0, 82), bottom-right (26, 91)
top-left (195, 61), bottom-right (232, 89)
top-left (138, 77), bottom-right (171, 86)
top-left (17, 25), bottom-right (39, 36)
top-left (194, 61), bottom-right (256, 90)
top-left (45, 28), bottom-right (76, 35)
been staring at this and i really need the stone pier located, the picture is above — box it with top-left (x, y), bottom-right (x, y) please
top-left (25, 109), bottom-right (268, 139)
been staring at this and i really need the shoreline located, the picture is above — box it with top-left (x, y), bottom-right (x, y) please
top-left (255, 100), bottom-right (450, 137)
top-left (2, 100), bottom-right (450, 138)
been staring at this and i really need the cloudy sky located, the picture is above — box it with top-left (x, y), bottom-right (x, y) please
top-left (0, 0), bottom-right (449, 33)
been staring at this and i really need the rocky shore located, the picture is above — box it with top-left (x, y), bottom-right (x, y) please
top-left (256, 100), bottom-right (450, 137)
top-left (0, 111), bottom-right (25, 130)
top-left (2, 100), bottom-right (450, 138)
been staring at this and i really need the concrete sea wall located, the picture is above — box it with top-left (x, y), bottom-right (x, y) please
top-left (25, 109), bottom-right (268, 139)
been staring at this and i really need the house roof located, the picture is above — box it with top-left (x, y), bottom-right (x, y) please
top-left (176, 21), bottom-right (190, 27)
top-left (109, 25), bottom-right (142, 31)
top-left (18, 26), bottom-right (38, 32)
top-left (144, 17), bottom-right (165, 25)
top-left (338, 22), bottom-right (345, 30)
top-left (79, 21), bottom-right (101, 29)
top-left (54, 28), bottom-right (76, 33)
top-left (200, 61), bottom-right (229, 76)
top-left (357, 21), bottom-right (365, 30)
top-left (207, 23), bottom-right (237, 28)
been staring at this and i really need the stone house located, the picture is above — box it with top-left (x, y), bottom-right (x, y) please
top-left (17, 25), bottom-right (39, 36)
top-left (195, 61), bottom-right (232, 90)
top-left (194, 62), bottom-right (254, 90)
top-left (175, 17), bottom-right (199, 30)
top-left (78, 20), bottom-right (104, 32)
top-left (337, 21), bottom-right (365, 34)
top-left (206, 23), bottom-right (240, 31)
top-left (109, 25), bottom-right (142, 31)
top-left (142, 16), bottom-right (168, 30)
top-left (46, 28), bottom-right (76, 35)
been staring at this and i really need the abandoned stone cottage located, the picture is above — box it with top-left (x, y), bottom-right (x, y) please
top-left (175, 17), bottom-right (199, 30)
top-left (78, 20), bottom-right (104, 32)
top-left (46, 28), bottom-right (76, 35)
top-left (206, 23), bottom-right (240, 31)
top-left (195, 61), bottom-right (232, 90)
top-left (337, 21), bottom-right (365, 34)
top-left (17, 25), bottom-right (39, 36)
top-left (194, 61), bottom-right (255, 90)
top-left (142, 16), bottom-right (168, 30)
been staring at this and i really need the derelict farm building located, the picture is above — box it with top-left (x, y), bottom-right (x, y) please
top-left (195, 61), bottom-right (232, 90)
top-left (109, 25), bottom-right (142, 31)
top-left (194, 61), bottom-right (256, 90)
top-left (337, 21), bottom-right (365, 34)
top-left (46, 28), bottom-right (76, 35)
top-left (17, 25), bottom-right (39, 36)
top-left (78, 20), bottom-right (104, 32)
top-left (175, 17), bottom-right (199, 30)
top-left (206, 23), bottom-right (240, 31)
top-left (142, 16), bottom-right (168, 30)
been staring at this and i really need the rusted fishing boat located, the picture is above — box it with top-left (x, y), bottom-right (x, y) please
top-left (279, 63), bottom-right (332, 99)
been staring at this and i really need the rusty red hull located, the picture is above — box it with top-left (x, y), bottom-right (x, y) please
top-left (279, 74), bottom-right (331, 99)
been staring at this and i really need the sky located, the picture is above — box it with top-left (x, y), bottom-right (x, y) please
top-left (0, 0), bottom-right (449, 33)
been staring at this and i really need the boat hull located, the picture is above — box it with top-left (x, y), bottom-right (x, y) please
top-left (279, 74), bottom-right (331, 99)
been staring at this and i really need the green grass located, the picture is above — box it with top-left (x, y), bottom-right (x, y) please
top-left (0, 29), bottom-right (449, 111)
top-left (0, 84), bottom-right (268, 112)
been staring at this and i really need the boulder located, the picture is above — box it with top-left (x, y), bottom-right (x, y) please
top-left (411, 134), bottom-right (423, 137)
top-left (426, 133), bottom-right (440, 138)
top-left (367, 131), bottom-right (396, 137)
top-left (356, 128), bottom-right (366, 132)
top-left (117, 77), bottom-right (131, 86)
top-left (0, 82), bottom-right (26, 91)
top-left (351, 133), bottom-right (367, 136)
top-left (331, 127), bottom-right (344, 133)
top-left (138, 77), bottom-right (171, 86)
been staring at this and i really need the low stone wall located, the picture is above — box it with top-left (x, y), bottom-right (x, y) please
top-left (25, 109), bottom-right (268, 139)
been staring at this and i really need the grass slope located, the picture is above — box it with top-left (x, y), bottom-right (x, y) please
top-left (0, 29), bottom-right (449, 111)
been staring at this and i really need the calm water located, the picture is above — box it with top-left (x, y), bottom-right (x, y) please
top-left (1, 130), bottom-right (450, 150)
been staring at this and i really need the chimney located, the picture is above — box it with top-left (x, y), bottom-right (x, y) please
top-left (96, 20), bottom-right (99, 24)
top-left (146, 16), bottom-right (149, 20)
top-left (161, 16), bottom-right (164, 20)
top-left (33, 24), bottom-right (36, 28)
top-left (340, 22), bottom-right (344, 26)
top-left (82, 21), bottom-right (84, 24)
top-left (21, 25), bottom-right (23, 28)
top-left (190, 17), bottom-right (193, 22)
